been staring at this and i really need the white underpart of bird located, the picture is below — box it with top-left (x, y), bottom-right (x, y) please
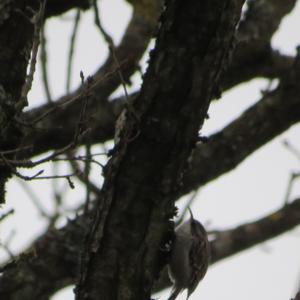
top-left (167, 208), bottom-right (210, 300)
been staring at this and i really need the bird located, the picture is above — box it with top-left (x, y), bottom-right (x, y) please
top-left (167, 208), bottom-right (210, 300)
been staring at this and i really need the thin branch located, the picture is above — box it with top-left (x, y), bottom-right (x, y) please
top-left (282, 140), bottom-right (300, 204)
top-left (51, 162), bottom-right (62, 223)
top-left (154, 197), bottom-right (300, 292)
top-left (16, 0), bottom-right (47, 112)
top-left (84, 143), bottom-right (92, 214)
top-left (17, 179), bottom-right (50, 218)
top-left (0, 209), bottom-right (14, 223)
top-left (1, 152), bottom-right (77, 184)
top-left (0, 142), bottom-right (77, 168)
top-left (68, 154), bottom-right (102, 196)
top-left (74, 71), bottom-right (91, 143)
top-left (283, 140), bottom-right (300, 162)
top-left (283, 172), bottom-right (300, 205)
top-left (66, 9), bottom-right (81, 93)
top-left (176, 189), bottom-right (200, 226)
top-left (0, 146), bottom-right (33, 156)
top-left (1, 196), bottom-right (300, 298)
top-left (40, 22), bottom-right (52, 103)
top-left (52, 156), bottom-right (104, 169)
top-left (0, 230), bottom-right (16, 261)
top-left (20, 63), bottom-right (121, 128)
top-left (92, 0), bottom-right (132, 112)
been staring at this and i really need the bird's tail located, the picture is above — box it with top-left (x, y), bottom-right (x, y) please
top-left (167, 287), bottom-right (181, 300)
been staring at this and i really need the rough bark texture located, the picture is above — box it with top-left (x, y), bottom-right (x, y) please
top-left (75, 1), bottom-right (245, 299)
top-left (0, 0), bottom-right (40, 203)
top-left (181, 57), bottom-right (300, 194)
top-left (45, 0), bottom-right (90, 18)
top-left (0, 0), bottom-right (299, 299)
top-left (1, 197), bottom-right (299, 299)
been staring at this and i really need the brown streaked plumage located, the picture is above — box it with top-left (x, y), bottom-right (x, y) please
top-left (168, 208), bottom-right (210, 300)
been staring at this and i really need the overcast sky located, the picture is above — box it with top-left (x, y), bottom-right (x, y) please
top-left (1, 1), bottom-right (300, 299)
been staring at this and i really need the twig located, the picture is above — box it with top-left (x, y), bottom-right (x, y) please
top-left (0, 145), bottom-right (33, 155)
top-left (28, 65), bottom-right (123, 125)
top-left (51, 162), bottom-right (62, 222)
top-left (176, 189), bottom-right (200, 226)
top-left (0, 230), bottom-right (16, 260)
top-left (0, 124), bottom-right (92, 169)
top-left (26, 172), bottom-right (77, 182)
top-left (74, 71), bottom-right (92, 143)
top-left (51, 156), bottom-right (104, 168)
top-left (0, 242), bottom-right (14, 260)
top-left (282, 140), bottom-right (300, 205)
top-left (0, 141), bottom-right (77, 168)
top-left (40, 22), bottom-right (52, 103)
top-left (0, 209), bottom-right (14, 223)
top-left (283, 140), bottom-right (300, 161)
top-left (84, 143), bottom-right (92, 214)
top-left (73, 151), bottom-right (107, 158)
top-left (16, 0), bottom-right (47, 112)
top-left (283, 172), bottom-right (300, 205)
top-left (17, 179), bottom-right (50, 218)
top-left (68, 155), bottom-right (102, 197)
top-left (92, 0), bottom-right (134, 116)
top-left (1, 152), bottom-right (77, 183)
top-left (66, 9), bottom-right (81, 93)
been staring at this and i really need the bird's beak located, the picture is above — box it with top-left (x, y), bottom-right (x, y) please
top-left (188, 207), bottom-right (194, 221)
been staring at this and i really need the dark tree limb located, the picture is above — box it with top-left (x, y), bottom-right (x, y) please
top-left (20, 6), bottom-right (157, 157)
top-left (210, 200), bottom-right (300, 263)
top-left (18, 50), bottom-right (300, 201)
top-left (238, 0), bottom-right (297, 44)
top-left (20, 0), bottom-right (297, 159)
top-left (0, 218), bottom-right (85, 300)
top-left (180, 55), bottom-right (300, 195)
top-left (154, 197), bottom-right (300, 292)
top-left (75, 0), bottom-right (245, 299)
top-left (217, 0), bottom-right (297, 90)
top-left (1, 196), bottom-right (299, 299)
top-left (292, 290), bottom-right (300, 300)
top-left (0, 1), bottom-right (299, 299)
top-left (0, 0), bottom-right (42, 203)
top-left (44, 0), bottom-right (90, 18)
top-left (222, 47), bottom-right (293, 91)
top-left (21, 49), bottom-right (293, 159)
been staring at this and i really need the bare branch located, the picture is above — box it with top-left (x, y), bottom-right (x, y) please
top-left (154, 197), bottom-right (300, 292)
top-left (16, 0), bottom-right (47, 112)
top-left (44, 0), bottom-right (90, 18)
top-left (1, 197), bottom-right (299, 299)
top-left (0, 209), bottom-right (14, 223)
top-left (180, 58), bottom-right (300, 196)
top-left (40, 22), bottom-right (52, 103)
top-left (66, 9), bottom-right (81, 94)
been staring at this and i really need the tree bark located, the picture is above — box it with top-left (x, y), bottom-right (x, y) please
top-left (75, 0), bottom-right (245, 299)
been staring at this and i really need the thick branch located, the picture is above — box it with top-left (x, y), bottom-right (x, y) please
top-left (75, 0), bottom-right (245, 299)
top-left (1, 197), bottom-right (299, 299)
top-left (21, 7), bottom-right (155, 157)
top-left (154, 198), bottom-right (300, 292)
top-left (44, 0), bottom-right (90, 18)
top-left (211, 200), bottom-right (300, 262)
top-left (21, 49), bottom-right (293, 159)
top-left (19, 50), bottom-right (300, 202)
top-left (0, 218), bottom-right (85, 300)
top-left (238, 0), bottom-right (297, 44)
top-left (220, 0), bottom-right (297, 90)
top-left (0, 0), bottom-right (41, 202)
top-left (180, 57), bottom-right (300, 195)
top-left (21, 0), bottom-right (297, 159)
